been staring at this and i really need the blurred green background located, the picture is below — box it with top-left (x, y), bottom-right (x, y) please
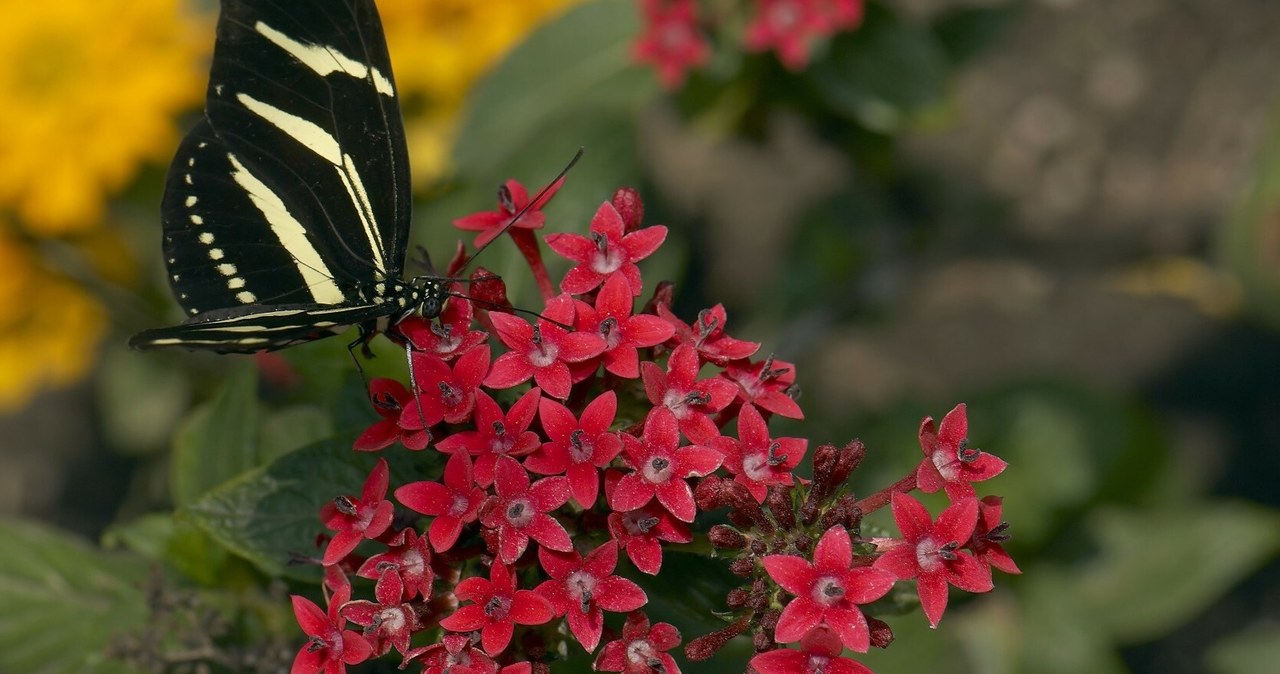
top-left (1, 1), bottom-right (1278, 673)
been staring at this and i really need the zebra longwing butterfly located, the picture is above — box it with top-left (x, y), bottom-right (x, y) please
top-left (131, 0), bottom-right (499, 354)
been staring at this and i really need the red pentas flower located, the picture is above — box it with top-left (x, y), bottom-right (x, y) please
top-left (355, 378), bottom-right (416, 452)
top-left (594, 611), bottom-right (682, 674)
top-left (574, 273), bottom-right (675, 379)
top-left (439, 561), bottom-right (554, 656)
top-left (872, 493), bottom-right (993, 628)
top-left (658, 303), bottom-right (760, 365)
top-left (410, 633), bottom-right (531, 674)
top-left (400, 294), bottom-right (488, 361)
top-left (479, 456), bottom-right (573, 564)
top-left (610, 407), bottom-right (723, 522)
top-left (397, 345), bottom-right (491, 450)
top-left (394, 451), bottom-right (485, 553)
top-left (744, 0), bottom-right (826, 70)
top-left (340, 570), bottom-right (419, 656)
top-left (606, 502), bottom-right (692, 575)
top-left (723, 354), bottom-right (803, 419)
top-left (707, 403), bottom-right (806, 503)
top-left (916, 404), bottom-right (1007, 500)
top-left (641, 343), bottom-right (739, 443)
top-left (749, 626), bottom-right (874, 674)
top-left (632, 0), bottom-right (710, 89)
top-left (290, 586), bottom-right (371, 674)
top-left (524, 392), bottom-right (623, 508)
top-left (546, 200), bottom-right (667, 297)
top-left (536, 542), bottom-right (649, 652)
top-left (968, 495), bottom-right (1020, 576)
top-left (356, 527), bottom-right (434, 601)
top-left (321, 458), bottom-right (395, 566)
top-left (453, 177), bottom-right (562, 249)
top-left (436, 388), bottom-right (542, 489)
top-left (484, 294), bottom-right (606, 400)
top-left (761, 526), bottom-right (895, 651)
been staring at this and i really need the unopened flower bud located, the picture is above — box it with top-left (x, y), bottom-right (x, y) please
top-left (759, 609), bottom-right (780, 632)
top-left (611, 187), bottom-right (645, 233)
top-left (726, 587), bottom-right (750, 609)
top-left (868, 616), bottom-right (895, 649)
top-left (765, 486), bottom-right (796, 530)
top-left (469, 268), bottom-right (511, 311)
top-left (753, 629), bottom-right (773, 652)
top-left (695, 476), bottom-right (733, 511)
top-left (729, 558), bottom-right (755, 577)
top-left (643, 281), bottom-right (676, 317)
top-left (709, 525), bottom-right (748, 550)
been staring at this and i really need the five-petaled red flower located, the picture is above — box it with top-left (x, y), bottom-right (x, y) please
top-left (873, 493), bottom-right (993, 627)
top-left (436, 388), bottom-right (542, 489)
top-left (916, 403), bottom-right (1007, 500)
top-left (745, 0), bottom-right (826, 70)
top-left (340, 570), bottom-right (418, 656)
top-left (536, 542), bottom-right (648, 652)
top-left (641, 343), bottom-right (738, 443)
top-left (606, 502), bottom-right (692, 575)
top-left (748, 625), bottom-right (874, 674)
top-left (762, 526), bottom-right (895, 651)
top-left (632, 0), bottom-right (710, 89)
top-left (610, 407), bottom-right (723, 522)
top-left (290, 586), bottom-right (371, 674)
top-left (484, 294), bottom-right (606, 400)
top-left (706, 403), bottom-right (806, 503)
top-left (321, 459), bottom-right (395, 566)
top-left (723, 354), bottom-right (803, 419)
top-left (395, 451), bottom-right (485, 553)
top-left (453, 177), bottom-right (563, 248)
top-left (546, 200), bottom-right (667, 297)
top-left (355, 527), bottom-right (434, 601)
top-left (524, 392), bottom-right (623, 508)
top-left (479, 456), bottom-right (573, 564)
top-left (401, 345), bottom-right (491, 437)
top-left (594, 611), bottom-right (682, 674)
top-left (573, 273), bottom-right (675, 379)
top-left (400, 294), bottom-right (488, 361)
top-left (409, 632), bottom-right (532, 674)
top-left (354, 378), bottom-right (416, 452)
top-left (439, 561), bottom-right (554, 656)
top-left (658, 303), bottom-right (760, 365)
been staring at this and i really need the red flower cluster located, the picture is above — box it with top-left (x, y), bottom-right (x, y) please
top-left (632, 0), bottom-right (867, 87)
top-left (295, 184), bottom-right (1017, 674)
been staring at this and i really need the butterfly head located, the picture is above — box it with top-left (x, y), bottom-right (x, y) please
top-left (412, 277), bottom-right (448, 320)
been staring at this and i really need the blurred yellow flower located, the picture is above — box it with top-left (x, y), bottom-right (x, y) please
top-left (379, 0), bottom-right (585, 184)
top-left (0, 232), bottom-right (107, 410)
top-left (0, 0), bottom-right (207, 234)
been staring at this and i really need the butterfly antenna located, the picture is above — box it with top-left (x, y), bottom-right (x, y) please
top-left (463, 148), bottom-right (583, 270)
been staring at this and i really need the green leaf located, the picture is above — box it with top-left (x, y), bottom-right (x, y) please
top-left (1073, 503), bottom-right (1280, 641)
top-left (180, 437), bottom-right (441, 579)
top-left (258, 404), bottom-right (334, 464)
top-left (807, 6), bottom-right (951, 132)
top-left (453, 0), bottom-right (655, 179)
top-left (171, 364), bottom-right (261, 506)
top-left (1207, 623), bottom-right (1280, 674)
top-left (0, 519), bottom-right (148, 674)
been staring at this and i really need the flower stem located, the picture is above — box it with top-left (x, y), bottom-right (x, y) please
top-left (855, 472), bottom-right (918, 515)
top-left (510, 229), bottom-right (556, 301)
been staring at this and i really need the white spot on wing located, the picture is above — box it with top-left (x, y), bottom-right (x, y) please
top-left (236, 291), bottom-right (258, 304)
top-left (199, 233), bottom-right (214, 244)
top-left (190, 215), bottom-right (203, 225)
top-left (209, 248), bottom-right (224, 260)
top-left (216, 264), bottom-right (237, 276)
top-left (185, 196), bottom-right (198, 207)
top-left (227, 278), bottom-right (246, 289)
